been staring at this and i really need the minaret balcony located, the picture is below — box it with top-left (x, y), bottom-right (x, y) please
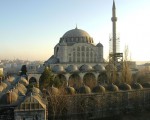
top-left (111, 17), bottom-right (117, 21)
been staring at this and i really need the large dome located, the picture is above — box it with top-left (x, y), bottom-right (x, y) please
top-left (60, 27), bottom-right (94, 45)
top-left (63, 28), bottom-right (90, 38)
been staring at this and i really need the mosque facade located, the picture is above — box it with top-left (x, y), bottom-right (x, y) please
top-left (44, 27), bottom-right (106, 87)
top-left (45, 27), bottom-right (104, 67)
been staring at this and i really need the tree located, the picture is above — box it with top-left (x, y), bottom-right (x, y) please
top-left (105, 57), bottom-right (117, 84)
top-left (20, 65), bottom-right (27, 76)
top-left (53, 74), bottom-right (67, 88)
top-left (0, 70), bottom-right (3, 77)
top-left (121, 45), bottom-right (132, 84)
top-left (39, 67), bottom-right (54, 90)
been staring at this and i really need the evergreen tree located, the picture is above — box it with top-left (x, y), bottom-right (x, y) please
top-left (20, 65), bottom-right (27, 76)
top-left (40, 67), bottom-right (54, 90)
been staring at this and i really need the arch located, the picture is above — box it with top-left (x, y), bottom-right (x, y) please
top-left (29, 77), bottom-right (37, 86)
top-left (83, 73), bottom-right (96, 89)
top-left (28, 74), bottom-right (41, 88)
top-left (98, 72), bottom-right (108, 84)
top-left (53, 74), bottom-right (67, 87)
top-left (68, 73), bottom-right (82, 89)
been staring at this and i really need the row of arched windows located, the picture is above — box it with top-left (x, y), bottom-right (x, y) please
top-left (68, 46), bottom-right (98, 63)
top-left (60, 37), bottom-right (94, 44)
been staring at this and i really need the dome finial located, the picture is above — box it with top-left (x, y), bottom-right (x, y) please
top-left (75, 24), bottom-right (78, 29)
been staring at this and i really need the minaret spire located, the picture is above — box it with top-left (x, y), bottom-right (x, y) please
top-left (113, 0), bottom-right (116, 9)
top-left (111, 0), bottom-right (117, 54)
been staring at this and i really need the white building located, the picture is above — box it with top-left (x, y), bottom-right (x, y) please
top-left (45, 27), bottom-right (104, 68)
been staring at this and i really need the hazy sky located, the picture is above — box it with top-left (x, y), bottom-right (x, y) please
top-left (0, 0), bottom-right (150, 61)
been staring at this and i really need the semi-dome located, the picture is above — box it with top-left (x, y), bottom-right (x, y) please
top-left (7, 76), bottom-right (15, 83)
top-left (12, 88), bottom-right (19, 94)
top-left (0, 82), bottom-right (7, 89)
top-left (92, 85), bottom-right (105, 93)
top-left (142, 82), bottom-right (150, 88)
top-left (47, 86), bottom-right (59, 95)
top-left (105, 64), bottom-right (117, 71)
top-left (0, 90), bottom-right (18, 105)
top-left (0, 86), bottom-right (4, 92)
top-left (52, 65), bottom-right (65, 73)
top-left (60, 27), bottom-right (94, 45)
top-left (79, 64), bottom-right (93, 72)
top-left (19, 77), bottom-right (29, 86)
top-left (65, 86), bottom-right (75, 95)
top-left (106, 84), bottom-right (119, 92)
top-left (119, 83), bottom-right (132, 91)
top-left (96, 43), bottom-right (103, 47)
top-left (66, 65), bottom-right (78, 73)
top-left (93, 64), bottom-right (105, 72)
top-left (78, 85), bottom-right (91, 94)
top-left (16, 84), bottom-right (27, 95)
top-left (131, 83), bottom-right (143, 90)
top-left (32, 87), bottom-right (43, 96)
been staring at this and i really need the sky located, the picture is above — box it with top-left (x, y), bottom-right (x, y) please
top-left (0, 0), bottom-right (150, 62)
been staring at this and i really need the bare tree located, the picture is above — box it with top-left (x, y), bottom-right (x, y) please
top-left (121, 45), bottom-right (132, 84)
top-left (47, 87), bottom-right (67, 120)
top-left (105, 56), bottom-right (117, 84)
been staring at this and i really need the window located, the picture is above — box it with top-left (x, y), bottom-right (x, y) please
top-left (90, 52), bottom-right (93, 57)
top-left (69, 57), bottom-right (71, 62)
top-left (81, 46), bottom-right (85, 51)
top-left (86, 52), bottom-right (89, 57)
top-left (82, 52), bottom-right (85, 56)
top-left (86, 47), bottom-right (89, 51)
top-left (77, 58), bottom-right (80, 62)
top-left (26, 103), bottom-right (30, 109)
top-left (77, 47), bottom-right (80, 51)
top-left (82, 57), bottom-right (85, 62)
top-left (35, 103), bottom-right (39, 109)
top-left (77, 52), bottom-right (80, 56)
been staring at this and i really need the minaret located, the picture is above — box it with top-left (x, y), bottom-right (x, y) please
top-left (111, 0), bottom-right (117, 54)
top-left (109, 0), bottom-right (123, 72)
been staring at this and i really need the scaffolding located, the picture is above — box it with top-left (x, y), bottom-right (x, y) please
top-left (109, 34), bottom-right (123, 72)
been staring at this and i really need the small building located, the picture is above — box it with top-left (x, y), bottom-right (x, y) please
top-left (14, 93), bottom-right (47, 120)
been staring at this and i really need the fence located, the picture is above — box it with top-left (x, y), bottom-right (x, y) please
top-left (48, 89), bottom-right (150, 119)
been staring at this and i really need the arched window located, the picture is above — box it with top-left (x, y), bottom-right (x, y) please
top-left (86, 52), bottom-right (89, 57)
top-left (77, 58), bottom-right (80, 62)
top-left (77, 47), bottom-right (80, 51)
top-left (73, 52), bottom-right (76, 62)
top-left (86, 47), bottom-right (89, 51)
top-left (77, 52), bottom-right (80, 56)
top-left (82, 52), bottom-right (85, 56)
top-left (90, 51), bottom-right (93, 57)
top-left (81, 46), bottom-right (85, 51)
top-left (94, 55), bottom-right (97, 62)
top-left (69, 57), bottom-right (71, 62)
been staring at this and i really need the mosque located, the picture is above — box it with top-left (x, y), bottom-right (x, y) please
top-left (44, 22), bottom-right (106, 89)
top-left (0, 1), bottom-right (143, 120)
top-left (45, 26), bottom-right (104, 65)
